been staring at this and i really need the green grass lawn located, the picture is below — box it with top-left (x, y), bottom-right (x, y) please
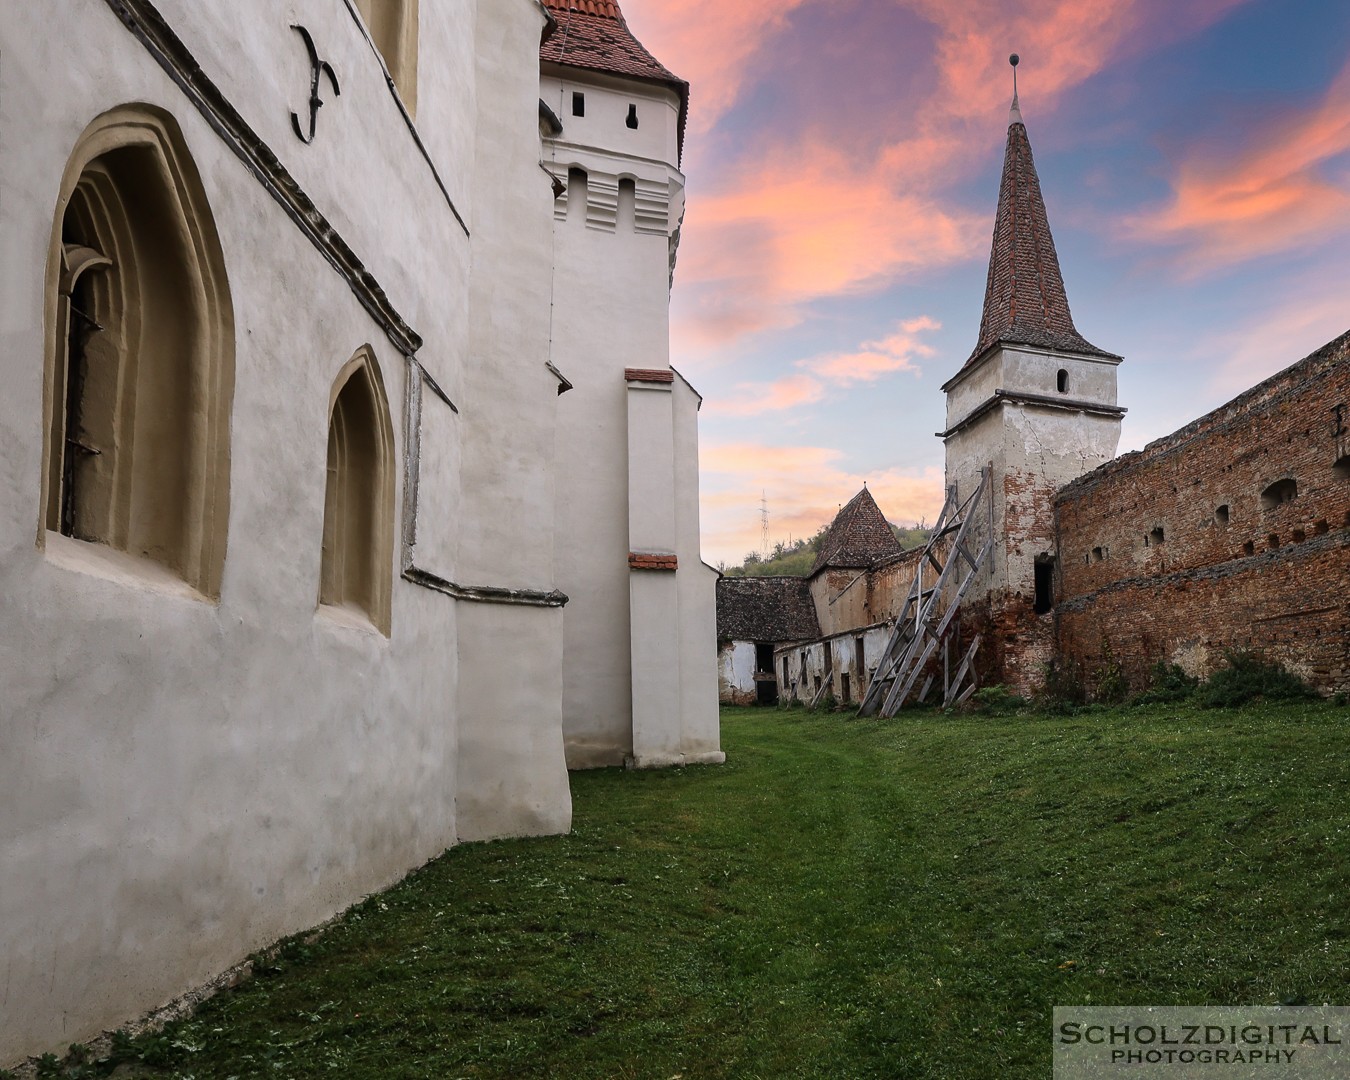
top-left (44, 702), bottom-right (1350, 1078)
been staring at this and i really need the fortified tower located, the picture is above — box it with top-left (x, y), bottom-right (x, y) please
top-left (540, 1), bottom-right (722, 768)
top-left (941, 66), bottom-right (1125, 693)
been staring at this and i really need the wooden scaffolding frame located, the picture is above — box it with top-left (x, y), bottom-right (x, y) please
top-left (857, 466), bottom-right (994, 716)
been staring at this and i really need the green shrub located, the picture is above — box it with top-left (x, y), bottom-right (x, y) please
top-left (1196, 650), bottom-right (1316, 708)
top-left (1037, 659), bottom-right (1086, 711)
top-left (1092, 639), bottom-right (1128, 704)
top-left (1132, 662), bottom-right (1199, 705)
top-left (964, 685), bottom-right (1027, 715)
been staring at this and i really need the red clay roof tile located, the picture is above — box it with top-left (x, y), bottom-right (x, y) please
top-left (963, 106), bottom-right (1117, 370)
top-left (810, 487), bottom-right (903, 575)
top-left (540, 0), bottom-right (689, 162)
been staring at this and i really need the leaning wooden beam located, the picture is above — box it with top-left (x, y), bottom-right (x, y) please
top-left (943, 634), bottom-right (982, 709)
top-left (865, 466), bottom-right (993, 719)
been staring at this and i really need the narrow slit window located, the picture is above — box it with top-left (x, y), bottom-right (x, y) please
top-left (1033, 557), bottom-right (1055, 615)
top-left (626, 103), bottom-right (639, 129)
top-left (617, 177), bottom-right (636, 232)
top-left (572, 91), bottom-right (585, 117)
top-left (1056, 368), bottom-right (1069, 394)
top-left (566, 167), bottom-right (588, 223)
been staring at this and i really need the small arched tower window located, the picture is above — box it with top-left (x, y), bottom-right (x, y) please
top-left (320, 348), bottom-right (396, 635)
top-left (566, 167), bottom-right (588, 223)
top-left (617, 177), bottom-right (636, 232)
top-left (1056, 368), bottom-right (1069, 394)
top-left (626, 104), bottom-right (639, 129)
top-left (354, 0), bottom-right (420, 115)
top-left (43, 105), bottom-right (235, 599)
top-left (1260, 477), bottom-right (1297, 510)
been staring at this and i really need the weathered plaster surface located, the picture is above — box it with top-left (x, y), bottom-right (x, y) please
top-left (0, 0), bottom-right (576, 1061)
top-left (718, 640), bottom-right (758, 704)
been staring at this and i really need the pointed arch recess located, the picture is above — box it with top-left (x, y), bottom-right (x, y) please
top-left (320, 346), bottom-right (396, 635)
top-left (42, 104), bottom-right (235, 599)
top-left (353, 0), bottom-right (419, 116)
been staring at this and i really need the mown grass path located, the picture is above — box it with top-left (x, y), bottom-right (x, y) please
top-left (103, 704), bottom-right (1350, 1078)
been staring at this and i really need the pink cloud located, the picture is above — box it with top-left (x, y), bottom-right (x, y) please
top-left (708, 373), bottom-right (826, 417)
top-left (801, 316), bottom-right (941, 384)
top-left (703, 316), bottom-right (939, 417)
top-left (1126, 57), bottom-right (1350, 273)
top-left (657, 0), bottom-right (1255, 349)
top-left (679, 143), bottom-right (984, 343)
top-left (700, 441), bottom-right (945, 564)
top-left (619, 0), bottom-right (810, 135)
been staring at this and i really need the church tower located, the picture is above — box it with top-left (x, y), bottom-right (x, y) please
top-left (941, 64), bottom-right (1125, 692)
top-left (540, 1), bottom-right (722, 768)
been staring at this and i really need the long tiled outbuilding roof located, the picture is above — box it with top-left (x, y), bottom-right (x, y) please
top-left (716, 577), bottom-right (821, 644)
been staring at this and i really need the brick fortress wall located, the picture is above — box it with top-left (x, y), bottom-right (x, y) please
top-left (1053, 331), bottom-right (1350, 695)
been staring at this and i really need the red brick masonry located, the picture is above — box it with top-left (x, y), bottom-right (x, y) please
top-left (629, 552), bottom-right (678, 571)
top-left (1054, 330), bottom-right (1350, 695)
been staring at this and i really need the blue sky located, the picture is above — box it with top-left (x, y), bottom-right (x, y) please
top-left (620, 0), bottom-right (1350, 565)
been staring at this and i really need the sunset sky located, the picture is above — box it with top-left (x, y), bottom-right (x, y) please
top-left (615, 0), bottom-right (1350, 567)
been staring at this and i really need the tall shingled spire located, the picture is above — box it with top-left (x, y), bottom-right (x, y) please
top-left (963, 59), bottom-right (1115, 369)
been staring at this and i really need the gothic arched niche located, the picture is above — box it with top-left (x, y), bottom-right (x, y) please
top-left (320, 347), bottom-right (396, 635)
top-left (354, 0), bottom-right (420, 116)
top-left (42, 104), bottom-right (235, 600)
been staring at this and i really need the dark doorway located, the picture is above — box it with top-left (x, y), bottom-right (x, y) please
top-left (1033, 556), bottom-right (1055, 615)
top-left (755, 642), bottom-right (778, 705)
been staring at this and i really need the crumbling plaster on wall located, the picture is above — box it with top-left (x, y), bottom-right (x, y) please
top-left (1054, 330), bottom-right (1350, 695)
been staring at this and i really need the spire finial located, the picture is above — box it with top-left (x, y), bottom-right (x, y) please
top-left (1008, 53), bottom-right (1023, 125)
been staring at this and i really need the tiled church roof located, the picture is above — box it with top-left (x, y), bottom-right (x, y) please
top-left (540, 0), bottom-right (689, 160)
top-left (716, 576), bottom-right (821, 644)
top-left (962, 97), bottom-right (1118, 370)
top-left (809, 487), bottom-right (902, 575)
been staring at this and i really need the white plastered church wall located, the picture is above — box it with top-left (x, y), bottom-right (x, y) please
top-left (0, 0), bottom-right (572, 1061)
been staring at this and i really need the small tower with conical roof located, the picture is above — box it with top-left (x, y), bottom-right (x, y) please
top-left (940, 60), bottom-right (1125, 692)
top-left (540, 2), bottom-right (721, 770)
